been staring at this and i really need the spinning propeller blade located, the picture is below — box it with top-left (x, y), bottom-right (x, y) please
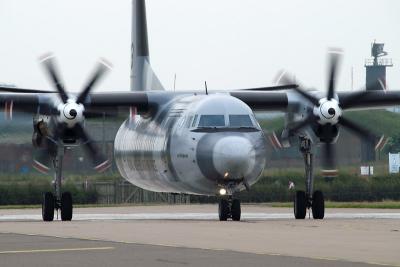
top-left (40, 54), bottom-right (69, 103)
top-left (37, 55), bottom-right (112, 173)
top-left (276, 50), bottom-right (379, 176)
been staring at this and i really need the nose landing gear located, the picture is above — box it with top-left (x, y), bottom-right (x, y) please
top-left (218, 197), bottom-right (241, 221)
top-left (42, 191), bottom-right (73, 221)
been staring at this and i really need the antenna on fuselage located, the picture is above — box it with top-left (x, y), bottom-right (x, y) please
top-left (173, 73), bottom-right (177, 92)
top-left (204, 81), bottom-right (208, 95)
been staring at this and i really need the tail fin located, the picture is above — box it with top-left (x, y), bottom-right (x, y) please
top-left (131, 0), bottom-right (165, 91)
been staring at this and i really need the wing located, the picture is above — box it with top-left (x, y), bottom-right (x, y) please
top-left (231, 89), bottom-right (400, 112)
top-left (338, 91), bottom-right (400, 110)
top-left (0, 90), bottom-right (152, 117)
top-left (0, 84), bottom-right (291, 115)
top-left (1, 85), bottom-right (400, 116)
top-left (229, 91), bottom-right (288, 111)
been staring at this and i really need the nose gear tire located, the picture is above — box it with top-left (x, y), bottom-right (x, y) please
top-left (218, 199), bottom-right (230, 221)
top-left (231, 199), bottom-right (241, 221)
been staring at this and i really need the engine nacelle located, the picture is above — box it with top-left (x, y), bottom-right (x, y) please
top-left (32, 116), bottom-right (51, 148)
top-left (32, 121), bottom-right (48, 148)
top-left (314, 123), bottom-right (340, 144)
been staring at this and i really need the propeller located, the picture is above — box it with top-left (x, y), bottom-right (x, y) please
top-left (37, 54), bottom-right (112, 173)
top-left (279, 50), bottom-right (380, 176)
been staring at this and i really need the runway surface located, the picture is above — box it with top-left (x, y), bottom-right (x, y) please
top-left (0, 233), bottom-right (382, 267)
top-left (1, 204), bottom-right (400, 221)
top-left (1, 212), bottom-right (400, 221)
top-left (0, 205), bottom-right (399, 267)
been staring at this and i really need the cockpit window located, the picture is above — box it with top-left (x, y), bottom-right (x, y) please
top-left (198, 115), bottom-right (225, 127)
top-left (229, 115), bottom-right (254, 127)
top-left (191, 115), bottom-right (198, 127)
top-left (185, 116), bottom-right (193, 128)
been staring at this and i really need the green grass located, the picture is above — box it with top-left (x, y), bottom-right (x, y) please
top-left (0, 204), bottom-right (41, 209)
top-left (0, 203), bottom-right (192, 210)
top-left (271, 201), bottom-right (400, 209)
top-left (0, 204), bottom-right (123, 210)
top-left (344, 110), bottom-right (400, 137)
top-left (257, 109), bottom-right (400, 136)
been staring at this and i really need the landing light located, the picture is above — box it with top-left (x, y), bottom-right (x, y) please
top-left (219, 188), bottom-right (227, 196)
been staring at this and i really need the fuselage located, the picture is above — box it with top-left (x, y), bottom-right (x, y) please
top-left (114, 94), bottom-right (267, 195)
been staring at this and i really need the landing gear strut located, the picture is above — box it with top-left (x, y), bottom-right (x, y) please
top-left (41, 146), bottom-right (73, 222)
top-left (218, 197), bottom-right (241, 221)
top-left (294, 138), bottom-right (325, 220)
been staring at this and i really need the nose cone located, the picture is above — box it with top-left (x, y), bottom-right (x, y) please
top-left (213, 136), bottom-right (256, 179)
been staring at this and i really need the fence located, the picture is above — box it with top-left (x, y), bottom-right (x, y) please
top-left (76, 180), bottom-right (400, 205)
top-left (79, 181), bottom-right (191, 205)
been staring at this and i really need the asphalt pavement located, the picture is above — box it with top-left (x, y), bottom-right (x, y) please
top-left (0, 233), bottom-right (384, 267)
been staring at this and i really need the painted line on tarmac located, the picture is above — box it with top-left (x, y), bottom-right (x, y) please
top-left (0, 247), bottom-right (114, 254)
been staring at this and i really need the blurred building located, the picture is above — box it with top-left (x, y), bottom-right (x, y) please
top-left (0, 114), bottom-right (124, 174)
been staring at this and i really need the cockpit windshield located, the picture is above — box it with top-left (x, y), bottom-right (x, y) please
top-left (194, 114), bottom-right (258, 130)
top-left (198, 115), bottom-right (225, 127)
top-left (229, 115), bottom-right (254, 128)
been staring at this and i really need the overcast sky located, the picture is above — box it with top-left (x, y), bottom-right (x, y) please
top-left (0, 0), bottom-right (399, 93)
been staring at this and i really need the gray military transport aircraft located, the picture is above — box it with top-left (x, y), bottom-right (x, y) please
top-left (0, 0), bottom-right (399, 222)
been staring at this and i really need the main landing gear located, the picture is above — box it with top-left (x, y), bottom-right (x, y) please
top-left (218, 197), bottom-right (241, 221)
top-left (294, 138), bottom-right (325, 220)
top-left (42, 147), bottom-right (73, 222)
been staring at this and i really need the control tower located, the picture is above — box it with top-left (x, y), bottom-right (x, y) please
top-left (365, 42), bottom-right (393, 90)
top-left (361, 42), bottom-right (393, 163)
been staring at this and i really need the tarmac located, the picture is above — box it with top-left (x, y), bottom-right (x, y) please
top-left (0, 204), bottom-right (399, 267)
